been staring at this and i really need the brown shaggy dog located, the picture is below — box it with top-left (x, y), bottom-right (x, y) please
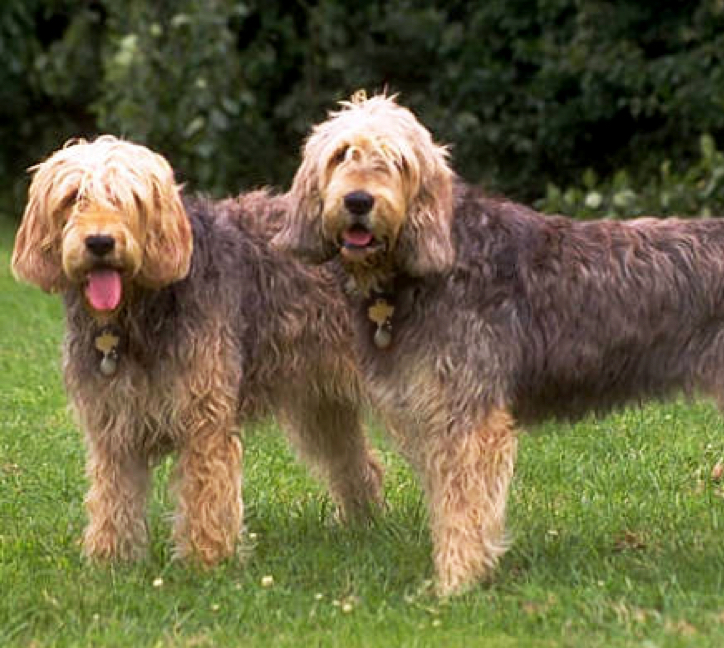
top-left (274, 93), bottom-right (724, 595)
top-left (12, 136), bottom-right (382, 565)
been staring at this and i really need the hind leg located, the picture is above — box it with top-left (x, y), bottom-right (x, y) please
top-left (279, 393), bottom-right (383, 522)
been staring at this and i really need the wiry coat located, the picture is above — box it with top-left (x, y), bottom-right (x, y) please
top-left (341, 182), bottom-right (724, 595)
top-left (65, 191), bottom-right (382, 564)
top-left (354, 180), bottom-right (724, 425)
top-left (274, 93), bottom-right (724, 596)
top-left (64, 192), bottom-right (361, 434)
top-left (13, 137), bottom-right (382, 567)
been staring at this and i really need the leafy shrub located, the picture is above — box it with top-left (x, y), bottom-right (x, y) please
top-left (3, 0), bottom-right (724, 213)
top-left (538, 134), bottom-right (724, 218)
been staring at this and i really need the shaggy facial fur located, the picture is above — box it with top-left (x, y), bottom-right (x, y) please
top-left (275, 93), bottom-right (724, 595)
top-left (13, 136), bottom-right (382, 565)
top-left (275, 92), bottom-right (455, 295)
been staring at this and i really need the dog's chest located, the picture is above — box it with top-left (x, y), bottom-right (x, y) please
top-left (63, 328), bottom-right (193, 452)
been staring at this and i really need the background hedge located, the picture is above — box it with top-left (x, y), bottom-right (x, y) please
top-left (2, 0), bottom-right (724, 215)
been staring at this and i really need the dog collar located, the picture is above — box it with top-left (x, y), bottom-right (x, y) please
top-left (94, 325), bottom-right (122, 376)
top-left (367, 293), bottom-right (395, 349)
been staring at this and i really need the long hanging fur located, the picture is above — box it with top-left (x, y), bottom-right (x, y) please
top-left (275, 92), bottom-right (724, 595)
top-left (13, 136), bottom-right (383, 565)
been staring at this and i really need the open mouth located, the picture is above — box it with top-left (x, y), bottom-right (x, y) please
top-left (84, 267), bottom-right (123, 312)
top-left (340, 225), bottom-right (385, 258)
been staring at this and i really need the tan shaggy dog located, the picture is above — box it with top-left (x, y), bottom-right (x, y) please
top-left (275, 93), bottom-right (724, 595)
top-left (12, 136), bottom-right (382, 565)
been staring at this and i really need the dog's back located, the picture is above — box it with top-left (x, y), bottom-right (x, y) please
top-left (450, 183), bottom-right (724, 422)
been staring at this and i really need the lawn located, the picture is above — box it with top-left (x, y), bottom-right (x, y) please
top-left (1, 215), bottom-right (723, 647)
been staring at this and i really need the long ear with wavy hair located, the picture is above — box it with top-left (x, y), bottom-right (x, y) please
top-left (12, 167), bottom-right (71, 292)
top-left (136, 181), bottom-right (193, 289)
top-left (396, 139), bottom-right (455, 276)
top-left (272, 139), bottom-right (337, 263)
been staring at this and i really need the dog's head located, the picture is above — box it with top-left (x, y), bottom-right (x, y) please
top-left (275, 92), bottom-right (455, 277)
top-left (12, 136), bottom-right (191, 316)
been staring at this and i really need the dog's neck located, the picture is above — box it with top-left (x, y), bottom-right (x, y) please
top-left (340, 257), bottom-right (421, 351)
top-left (93, 323), bottom-right (123, 376)
top-left (341, 253), bottom-right (398, 299)
top-left (70, 282), bottom-right (163, 377)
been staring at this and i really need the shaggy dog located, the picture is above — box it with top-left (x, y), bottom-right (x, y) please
top-left (274, 93), bottom-right (724, 595)
top-left (12, 136), bottom-right (382, 565)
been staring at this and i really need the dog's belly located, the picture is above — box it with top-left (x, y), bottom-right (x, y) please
top-left (511, 331), bottom-right (719, 423)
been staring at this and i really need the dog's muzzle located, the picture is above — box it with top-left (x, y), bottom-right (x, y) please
top-left (85, 234), bottom-right (116, 257)
top-left (339, 191), bottom-right (386, 261)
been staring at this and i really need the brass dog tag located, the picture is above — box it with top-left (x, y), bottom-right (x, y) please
top-left (94, 328), bottom-right (121, 377)
top-left (368, 298), bottom-right (394, 349)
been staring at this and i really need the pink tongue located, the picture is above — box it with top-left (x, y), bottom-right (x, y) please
top-left (343, 228), bottom-right (373, 247)
top-left (85, 269), bottom-right (122, 312)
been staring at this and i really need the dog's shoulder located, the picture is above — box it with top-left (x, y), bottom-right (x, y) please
top-left (213, 190), bottom-right (290, 241)
top-left (451, 180), bottom-right (561, 277)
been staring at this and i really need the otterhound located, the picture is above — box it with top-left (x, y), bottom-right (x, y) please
top-left (274, 92), bottom-right (724, 595)
top-left (12, 136), bottom-right (382, 565)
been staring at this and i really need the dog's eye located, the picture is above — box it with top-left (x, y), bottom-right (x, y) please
top-left (331, 146), bottom-right (349, 165)
top-left (60, 189), bottom-right (80, 211)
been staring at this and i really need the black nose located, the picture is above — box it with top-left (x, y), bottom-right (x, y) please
top-left (85, 235), bottom-right (115, 257)
top-left (344, 191), bottom-right (375, 216)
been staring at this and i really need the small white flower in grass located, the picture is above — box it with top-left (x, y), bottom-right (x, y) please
top-left (314, 593), bottom-right (324, 601)
top-left (341, 602), bottom-right (354, 614)
top-left (152, 577), bottom-right (164, 588)
top-left (211, 603), bottom-right (220, 612)
top-left (248, 532), bottom-right (258, 541)
top-left (261, 575), bottom-right (274, 588)
top-left (432, 619), bottom-right (442, 628)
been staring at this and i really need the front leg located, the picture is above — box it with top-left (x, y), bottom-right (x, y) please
top-left (83, 440), bottom-right (151, 561)
top-left (417, 408), bottom-right (518, 596)
top-left (171, 403), bottom-right (243, 566)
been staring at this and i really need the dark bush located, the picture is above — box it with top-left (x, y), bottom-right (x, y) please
top-left (2, 0), bottom-right (724, 214)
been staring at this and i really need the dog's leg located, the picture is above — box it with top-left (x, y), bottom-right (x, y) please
top-left (83, 441), bottom-right (151, 561)
top-left (171, 420), bottom-right (243, 566)
top-left (279, 394), bottom-right (384, 522)
top-left (169, 328), bottom-right (244, 566)
top-left (417, 408), bottom-right (517, 596)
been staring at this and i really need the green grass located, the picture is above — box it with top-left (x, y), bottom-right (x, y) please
top-left (1, 215), bottom-right (723, 647)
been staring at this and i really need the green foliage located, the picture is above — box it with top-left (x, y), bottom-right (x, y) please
top-left (3, 1), bottom-right (724, 209)
top-left (539, 134), bottom-right (724, 218)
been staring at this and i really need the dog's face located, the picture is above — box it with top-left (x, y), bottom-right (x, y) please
top-left (12, 136), bottom-right (191, 316)
top-left (317, 132), bottom-right (410, 267)
top-left (275, 93), bottom-right (456, 278)
top-left (60, 205), bottom-right (144, 313)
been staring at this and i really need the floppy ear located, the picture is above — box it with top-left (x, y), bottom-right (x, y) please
top-left (272, 149), bottom-right (337, 264)
top-left (136, 184), bottom-right (193, 289)
top-left (11, 175), bottom-right (68, 293)
top-left (396, 146), bottom-right (455, 276)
